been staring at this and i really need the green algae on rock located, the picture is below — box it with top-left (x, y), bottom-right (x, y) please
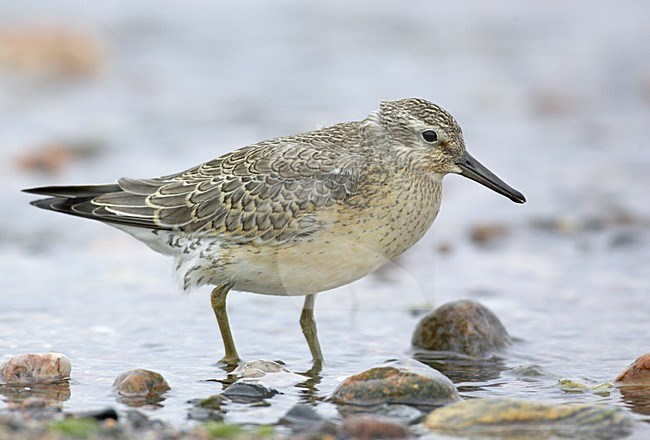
top-left (331, 358), bottom-right (459, 407)
top-left (424, 398), bottom-right (633, 439)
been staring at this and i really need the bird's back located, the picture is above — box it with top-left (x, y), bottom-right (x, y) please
top-left (25, 121), bottom-right (367, 248)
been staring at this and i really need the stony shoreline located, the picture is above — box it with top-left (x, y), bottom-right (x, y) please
top-left (2, 300), bottom-right (647, 439)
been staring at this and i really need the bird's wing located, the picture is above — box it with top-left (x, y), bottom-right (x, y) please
top-left (89, 127), bottom-right (364, 245)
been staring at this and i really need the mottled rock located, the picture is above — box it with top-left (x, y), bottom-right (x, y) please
top-left (0, 353), bottom-right (71, 384)
top-left (615, 353), bottom-right (650, 386)
top-left (222, 380), bottom-right (278, 403)
top-left (412, 300), bottom-right (510, 357)
top-left (424, 398), bottom-right (633, 439)
top-left (112, 369), bottom-right (170, 403)
top-left (331, 358), bottom-right (459, 407)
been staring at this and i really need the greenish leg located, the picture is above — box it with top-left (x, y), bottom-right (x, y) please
top-left (210, 283), bottom-right (240, 365)
top-left (300, 294), bottom-right (323, 363)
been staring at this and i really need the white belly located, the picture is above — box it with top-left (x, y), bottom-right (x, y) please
top-left (117, 175), bottom-right (442, 296)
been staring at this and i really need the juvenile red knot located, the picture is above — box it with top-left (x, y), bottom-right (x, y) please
top-left (24, 98), bottom-right (525, 365)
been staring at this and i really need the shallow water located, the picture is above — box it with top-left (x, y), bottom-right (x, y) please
top-left (1, 0), bottom-right (650, 437)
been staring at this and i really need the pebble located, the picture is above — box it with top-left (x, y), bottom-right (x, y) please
top-left (187, 394), bottom-right (226, 422)
top-left (423, 397), bottom-right (633, 439)
top-left (469, 223), bottom-right (510, 246)
top-left (411, 300), bottom-right (510, 357)
top-left (0, 353), bottom-right (71, 385)
top-left (331, 358), bottom-right (459, 407)
top-left (112, 369), bottom-right (170, 403)
top-left (614, 353), bottom-right (650, 417)
top-left (222, 380), bottom-right (278, 403)
top-left (280, 403), bottom-right (323, 428)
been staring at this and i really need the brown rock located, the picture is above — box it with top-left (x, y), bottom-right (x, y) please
top-left (411, 300), bottom-right (510, 357)
top-left (0, 25), bottom-right (105, 78)
top-left (614, 353), bottom-right (650, 386)
top-left (331, 358), bottom-right (459, 407)
top-left (470, 223), bottom-right (510, 246)
top-left (113, 369), bottom-right (170, 402)
top-left (16, 141), bottom-right (102, 174)
top-left (0, 353), bottom-right (71, 384)
top-left (342, 415), bottom-right (410, 439)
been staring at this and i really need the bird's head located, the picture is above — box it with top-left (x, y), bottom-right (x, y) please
top-left (370, 98), bottom-right (525, 204)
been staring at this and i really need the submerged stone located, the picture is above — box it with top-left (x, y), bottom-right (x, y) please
top-left (280, 403), bottom-right (323, 427)
top-left (112, 369), bottom-right (170, 403)
top-left (411, 300), bottom-right (510, 356)
top-left (195, 394), bottom-right (226, 410)
top-left (424, 398), bottom-right (633, 439)
top-left (615, 353), bottom-right (650, 386)
top-left (222, 380), bottom-right (278, 403)
top-left (614, 354), bottom-right (650, 417)
top-left (557, 379), bottom-right (613, 396)
top-left (331, 358), bottom-right (459, 407)
top-left (0, 353), bottom-right (71, 385)
top-left (188, 396), bottom-right (225, 422)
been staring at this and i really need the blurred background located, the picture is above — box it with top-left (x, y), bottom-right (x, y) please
top-left (1, 0), bottom-right (649, 430)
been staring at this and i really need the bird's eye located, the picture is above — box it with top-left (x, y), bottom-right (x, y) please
top-left (421, 130), bottom-right (438, 143)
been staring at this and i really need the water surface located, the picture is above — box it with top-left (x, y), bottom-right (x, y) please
top-left (1, 0), bottom-right (649, 437)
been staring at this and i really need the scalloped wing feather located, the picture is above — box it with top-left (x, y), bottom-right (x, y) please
top-left (91, 123), bottom-right (364, 245)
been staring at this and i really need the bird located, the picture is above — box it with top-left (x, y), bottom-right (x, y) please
top-left (24, 98), bottom-right (525, 365)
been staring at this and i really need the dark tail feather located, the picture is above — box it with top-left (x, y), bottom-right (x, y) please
top-left (22, 184), bottom-right (120, 198)
top-left (30, 195), bottom-right (95, 215)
